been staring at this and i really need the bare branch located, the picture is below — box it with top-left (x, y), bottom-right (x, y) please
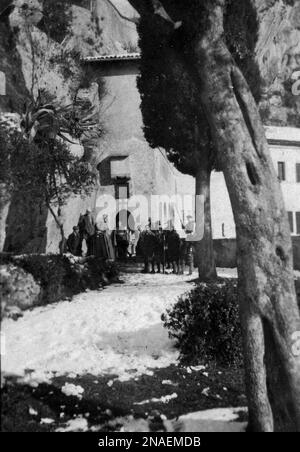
top-left (0, 2), bottom-right (14, 20)
top-left (105, 0), bottom-right (139, 24)
top-left (152, 0), bottom-right (182, 29)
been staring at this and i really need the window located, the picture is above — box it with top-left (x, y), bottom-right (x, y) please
top-left (110, 156), bottom-right (130, 179)
top-left (296, 212), bottom-right (300, 235)
top-left (296, 163), bottom-right (300, 183)
top-left (288, 212), bottom-right (294, 234)
top-left (116, 183), bottom-right (129, 200)
top-left (222, 223), bottom-right (226, 238)
top-left (278, 162), bottom-right (286, 181)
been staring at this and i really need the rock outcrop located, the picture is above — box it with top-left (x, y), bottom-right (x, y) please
top-left (255, 0), bottom-right (300, 126)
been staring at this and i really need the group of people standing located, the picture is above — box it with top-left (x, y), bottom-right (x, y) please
top-left (137, 218), bottom-right (195, 276)
top-left (66, 209), bottom-right (115, 261)
top-left (66, 209), bottom-right (195, 276)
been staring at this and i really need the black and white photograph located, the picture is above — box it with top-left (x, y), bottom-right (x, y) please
top-left (0, 0), bottom-right (300, 436)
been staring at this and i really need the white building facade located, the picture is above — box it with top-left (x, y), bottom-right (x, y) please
top-left (211, 126), bottom-right (300, 239)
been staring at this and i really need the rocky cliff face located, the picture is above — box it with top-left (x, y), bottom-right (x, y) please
top-left (0, 0), bottom-right (138, 111)
top-left (255, 0), bottom-right (300, 126)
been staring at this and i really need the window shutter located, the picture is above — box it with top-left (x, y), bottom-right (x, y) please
top-left (278, 162), bottom-right (286, 181)
top-left (288, 212), bottom-right (294, 233)
top-left (296, 212), bottom-right (300, 235)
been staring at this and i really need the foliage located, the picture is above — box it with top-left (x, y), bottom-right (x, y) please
top-left (136, 0), bottom-right (262, 176)
top-left (37, 0), bottom-right (73, 43)
top-left (162, 280), bottom-right (243, 367)
top-left (0, 253), bottom-right (119, 309)
top-left (137, 14), bottom-right (212, 177)
top-left (162, 277), bottom-right (300, 368)
top-left (224, 0), bottom-right (262, 102)
top-left (21, 91), bottom-right (102, 146)
top-left (0, 116), bottom-right (96, 233)
top-left (37, 0), bottom-right (96, 42)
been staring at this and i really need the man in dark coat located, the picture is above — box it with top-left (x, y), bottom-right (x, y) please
top-left (139, 225), bottom-right (156, 273)
top-left (91, 225), bottom-right (108, 259)
top-left (152, 225), bottom-right (165, 273)
top-left (78, 208), bottom-right (95, 256)
top-left (166, 227), bottom-right (181, 274)
top-left (67, 226), bottom-right (82, 256)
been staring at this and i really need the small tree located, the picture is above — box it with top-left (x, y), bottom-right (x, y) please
top-left (137, 15), bottom-right (217, 280)
top-left (0, 117), bottom-right (96, 253)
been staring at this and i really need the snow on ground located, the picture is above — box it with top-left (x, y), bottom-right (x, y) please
top-left (2, 272), bottom-right (195, 384)
top-left (2, 266), bottom-right (297, 386)
top-left (166, 407), bottom-right (248, 433)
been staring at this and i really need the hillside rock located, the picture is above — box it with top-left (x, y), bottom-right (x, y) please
top-left (255, 0), bottom-right (300, 126)
top-left (0, 264), bottom-right (41, 316)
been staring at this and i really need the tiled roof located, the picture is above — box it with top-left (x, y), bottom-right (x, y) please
top-left (83, 53), bottom-right (141, 63)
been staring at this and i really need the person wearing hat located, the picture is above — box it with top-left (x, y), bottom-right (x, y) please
top-left (139, 225), bottom-right (156, 273)
top-left (166, 224), bottom-right (181, 274)
top-left (67, 226), bottom-right (82, 256)
top-left (182, 215), bottom-right (195, 276)
top-left (78, 208), bottom-right (95, 256)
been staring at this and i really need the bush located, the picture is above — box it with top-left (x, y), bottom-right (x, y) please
top-left (162, 278), bottom-right (300, 368)
top-left (162, 280), bottom-right (243, 367)
top-left (0, 253), bottom-right (119, 312)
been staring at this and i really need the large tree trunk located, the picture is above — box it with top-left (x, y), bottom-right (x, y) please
top-left (194, 166), bottom-right (217, 281)
top-left (190, 0), bottom-right (300, 432)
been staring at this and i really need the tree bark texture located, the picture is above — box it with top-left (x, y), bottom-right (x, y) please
top-left (194, 166), bottom-right (217, 281)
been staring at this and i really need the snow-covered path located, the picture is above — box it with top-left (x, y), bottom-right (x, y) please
top-left (2, 273), bottom-right (195, 383)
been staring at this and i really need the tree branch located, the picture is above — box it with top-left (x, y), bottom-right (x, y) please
top-left (0, 2), bottom-right (14, 20)
top-left (105, 0), bottom-right (140, 24)
top-left (152, 0), bottom-right (182, 28)
top-left (127, 0), bottom-right (153, 17)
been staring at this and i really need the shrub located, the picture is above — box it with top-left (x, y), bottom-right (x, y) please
top-left (162, 280), bottom-right (243, 367)
top-left (162, 278), bottom-right (300, 368)
top-left (0, 253), bottom-right (119, 311)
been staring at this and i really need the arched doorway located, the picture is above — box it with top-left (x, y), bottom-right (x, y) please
top-left (116, 209), bottom-right (135, 232)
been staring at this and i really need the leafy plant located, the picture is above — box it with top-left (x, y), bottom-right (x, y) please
top-left (162, 280), bottom-right (243, 367)
top-left (0, 115), bottom-right (96, 252)
top-left (21, 91), bottom-right (102, 146)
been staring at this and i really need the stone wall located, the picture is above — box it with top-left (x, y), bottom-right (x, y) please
top-left (213, 237), bottom-right (300, 271)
